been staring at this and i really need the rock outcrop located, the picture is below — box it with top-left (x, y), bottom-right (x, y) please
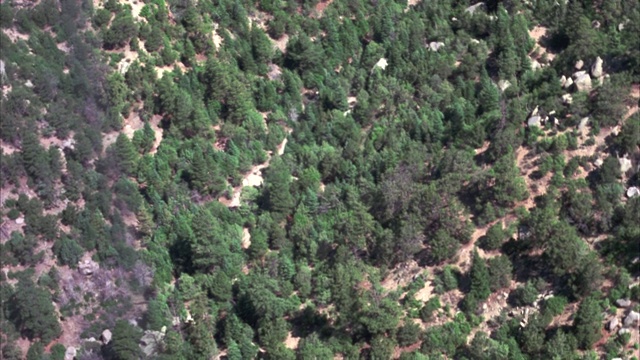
top-left (616, 299), bottom-right (632, 308)
top-left (102, 329), bottom-right (113, 344)
top-left (591, 56), bottom-right (603, 78)
top-left (572, 71), bottom-right (592, 92)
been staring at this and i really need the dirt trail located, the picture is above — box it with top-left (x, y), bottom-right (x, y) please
top-left (219, 129), bottom-right (292, 208)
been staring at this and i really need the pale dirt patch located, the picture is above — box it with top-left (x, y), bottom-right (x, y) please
top-left (1, 140), bottom-right (18, 155)
top-left (313, 0), bottom-right (334, 17)
top-left (414, 281), bottom-right (434, 302)
top-left (212, 23), bottom-right (223, 50)
top-left (241, 228), bottom-right (251, 249)
top-left (528, 25), bottom-right (555, 62)
top-left (2, 27), bottom-right (29, 43)
top-left (284, 331), bottom-right (300, 350)
top-left (273, 33), bottom-right (289, 53)
top-left (219, 134), bottom-right (289, 207)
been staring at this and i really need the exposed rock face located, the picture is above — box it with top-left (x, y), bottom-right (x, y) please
top-left (102, 329), bottom-right (112, 344)
top-left (65, 346), bottom-right (77, 360)
top-left (594, 158), bottom-right (604, 167)
top-left (428, 41), bottom-right (445, 51)
top-left (619, 156), bottom-right (632, 173)
top-left (498, 80), bottom-right (511, 92)
top-left (465, 2), bottom-right (486, 14)
top-left (578, 117), bottom-right (589, 131)
top-left (0, 60), bottom-right (6, 81)
top-left (572, 71), bottom-right (592, 92)
top-left (608, 317), bottom-right (619, 331)
top-left (627, 187), bottom-right (639, 198)
top-left (624, 311), bottom-right (639, 327)
top-left (78, 259), bottom-right (99, 276)
top-left (575, 59), bottom-right (584, 70)
top-left (140, 330), bottom-right (166, 357)
top-left (531, 59), bottom-right (542, 70)
top-left (527, 116), bottom-right (542, 127)
top-left (591, 56), bottom-right (603, 78)
top-left (373, 58), bottom-right (388, 71)
top-left (616, 299), bottom-right (632, 308)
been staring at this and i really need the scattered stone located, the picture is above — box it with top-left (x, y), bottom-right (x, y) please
top-left (618, 22), bottom-right (625, 31)
top-left (15, 217), bottom-right (24, 225)
top-left (572, 71), bottom-right (592, 92)
top-left (578, 117), bottom-right (589, 131)
top-left (575, 60), bottom-right (584, 70)
top-left (78, 259), bottom-right (99, 276)
top-left (616, 299), bottom-right (632, 308)
top-left (619, 156), bottom-right (632, 173)
top-left (373, 58), bottom-right (388, 71)
top-left (498, 79), bottom-right (511, 92)
top-left (623, 311), bottom-right (640, 327)
top-left (527, 115), bottom-right (542, 127)
top-left (591, 56), bottom-right (603, 78)
top-left (470, 38), bottom-right (480, 44)
top-left (482, 303), bottom-right (488, 310)
top-left (465, 2), bottom-right (486, 14)
top-left (102, 329), bottom-right (112, 344)
top-left (627, 187), bottom-right (639, 198)
top-left (65, 346), bottom-right (77, 360)
top-left (618, 328), bottom-right (631, 335)
top-left (25, 80), bottom-right (33, 88)
top-left (559, 75), bottom-right (567, 87)
top-left (608, 317), bottom-right (619, 331)
top-left (594, 158), bottom-right (604, 167)
top-left (562, 93), bottom-right (573, 105)
top-left (592, 20), bottom-right (601, 29)
top-left (428, 41), bottom-right (445, 51)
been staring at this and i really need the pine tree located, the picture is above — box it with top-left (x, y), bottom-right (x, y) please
top-left (469, 249), bottom-right (491, 301)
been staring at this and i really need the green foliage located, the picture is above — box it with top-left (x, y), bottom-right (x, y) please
top-left (573, 296), bottom-right (603, 349)
top-left (10, 279), bottom-right (61, 343)
top-left (105, 320), bottom-right (143, 360)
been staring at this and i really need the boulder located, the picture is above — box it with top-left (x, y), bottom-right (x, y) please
top-left (65, 346), bottom-right (77, 360)
top-left (428, 41), bottom-right (445, 51)
top-left (572, 71), bottom-right (592, 92)
top-left (527, 116), bottom-right (542, 127)
top-left (498, 80), bottom-right (511, 92)
top-left (15, 217), bottom-right (24, 225)
top-left (627, 187), bottom-right (639, 198)
top-left (0, 60), bottom-right (6, 81)
top-left (591, 56), bottom-right (604, 78)
top-left (578, 117), bottom-right (589, 131)
top-left (25, 80), bottom-right (34, 88)
top-left (102, 329), bottom-right (112, 344)
top-left (594, 158), bottom-right (604, 167)
top-left (373, 58), bottom-right (388, 71)
top-left (531, 105), bottom-right (540, 117)
top-left (78, 259), bottom-right (99, 276)
top-left (563, 77), bottom-right (573, 89)
top-left (608, 317), bottom-right (619, 331)
top-left (575, 60), bottom-right (584, 70)
top-left (561, 93), bottom-right (573, 104)
top-left (619, 156), bottom-right (632, 173)
top-left (623, 311), bottom-right (639, 327)
top-left (559, 75), bottom-right (567, 87)
top-left (616, 299), bottom-right (632, 308)
top-left (531, 59), bottom-right (542, 70)
top-left (618, 328), bottom-right (631, 335)
top-left (618, 22), bottom-right (625, 31)
top-left (465, 2), bottom-right (486, 14)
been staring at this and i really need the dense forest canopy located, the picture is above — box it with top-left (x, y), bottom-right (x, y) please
top-left (0, 0), bottom-right (639, 359)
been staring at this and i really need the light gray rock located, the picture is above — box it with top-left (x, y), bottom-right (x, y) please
top-left (78, 259), bottom-right (99, 276)
top-left (624, 311), bottom-right (639, 327)
top-left (65, 346), bottom-right (77, 360)
top-left (0, 60), bottom-right (6, 81)
top-left (465, 2), bottom-right (486, 14)
top-left (608, 317), bottom-right (619, 331)
top-left (559, 75), bottom-right (567, 87)
top-left (563, 77), bottom-right (573, 89)
top-left (527, 116), bottom-right (542, 127)
top-left (578, 117), bottom-right (589, 131)
top-left (531, 59), bottom-right (542, 70)
top-left (102, 329), bottom-right (112, 344)
top-left (25, 80), bottom-right (33, 88)
top-left (428, 41), bottom-right (445, 51)
top-left (573, 71), bottom-right (592, 92)
top-left (594, 158), bottom-right (604, 167)
top-left (531, 105), bottom-right (540, 117)
top-left (575, 60), bottom-right (584, 70)
top-left (498, 80), bottom-right (511, 92)
top-left (619, 156), bottom-right (632, 173)
top-left (15, 217), bottom-right (24, 225)
top-left (618, 22), bottom-right (625, 31)
top-left (591, 56), bottom-right (604, 78)
top-left (561, 93), bottom-right (573, 105)
top-left (627, 187), bottom-right (639, 198)
top-left (618, 328), bottom-right (631, 335)
top-left (616, 299), bottom-right (632, 307)
top-left (140, 330), bottom-right (166, 357)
